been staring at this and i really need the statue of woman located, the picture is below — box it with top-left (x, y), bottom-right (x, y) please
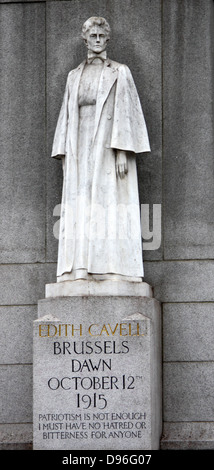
top-left (51, 17), bottom-right (150, 282)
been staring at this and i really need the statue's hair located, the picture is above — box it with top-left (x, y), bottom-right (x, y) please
top-left (81, 17), bottom-right (111, 40)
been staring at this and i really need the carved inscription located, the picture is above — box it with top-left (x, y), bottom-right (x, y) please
top-left (35, 320), bottom-right (149, 445)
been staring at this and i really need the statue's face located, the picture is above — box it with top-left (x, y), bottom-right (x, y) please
top-left (85, 25), bottom-right (108, 54)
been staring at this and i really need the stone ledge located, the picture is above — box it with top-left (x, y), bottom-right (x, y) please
top-left (0, 423), bottom-right (32, 450)
top-left (161, 422), bottom-right (214, 450)
top-left (45, 280), bottom-right (153, 298)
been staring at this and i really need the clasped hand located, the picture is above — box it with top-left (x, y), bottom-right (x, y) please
top-left (116, 150), bottom-right (128, 179)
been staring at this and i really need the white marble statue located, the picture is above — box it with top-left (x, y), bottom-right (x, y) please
top-left (51, 17), bottom-right (150, 282)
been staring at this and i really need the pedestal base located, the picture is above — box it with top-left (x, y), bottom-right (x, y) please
top-left (33, 282), bottom-right (162, 450)
top-left (45, 279), bottom-right (153, 298)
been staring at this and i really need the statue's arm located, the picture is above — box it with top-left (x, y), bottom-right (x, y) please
top-left (111, 64), bottom-right (150, 155)
top-left (51, 75), bottom-right (70, 159)
top-left (61, 155), bottom-right (65, 173)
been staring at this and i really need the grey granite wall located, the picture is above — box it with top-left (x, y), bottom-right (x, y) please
top-left (0, 0), bottom-right (213, 450)
top-left (160, 0), bottom-right (214, 449)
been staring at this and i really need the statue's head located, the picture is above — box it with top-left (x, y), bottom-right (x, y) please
top-left (81, 17), bottom-right (111, 54)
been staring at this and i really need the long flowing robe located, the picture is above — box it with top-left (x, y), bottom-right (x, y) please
top-left (51, 58), bottom-right (151, 279)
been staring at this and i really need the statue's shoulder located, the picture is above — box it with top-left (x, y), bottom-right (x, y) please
top-left (108, 60), bottom-right (131, 75)
top-left (66, 60), bottom-right (131, 79)
top-left (66, 61), bottom-right (86, 80)
top-left (107, 59), bottom-right (121, 68)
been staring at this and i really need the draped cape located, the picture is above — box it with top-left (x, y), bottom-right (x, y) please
top-left (51, 59), bottom-right (150, 278)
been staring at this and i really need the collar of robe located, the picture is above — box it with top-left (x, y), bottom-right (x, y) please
top-left (87, 50), bottom-right (107, 64)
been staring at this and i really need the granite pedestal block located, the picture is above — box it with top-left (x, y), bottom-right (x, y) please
top-left (33, 281), bottom-right (162, 450)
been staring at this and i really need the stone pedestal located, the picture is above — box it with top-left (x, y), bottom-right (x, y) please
top-left (33, 281), bottom-right (162, 450)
